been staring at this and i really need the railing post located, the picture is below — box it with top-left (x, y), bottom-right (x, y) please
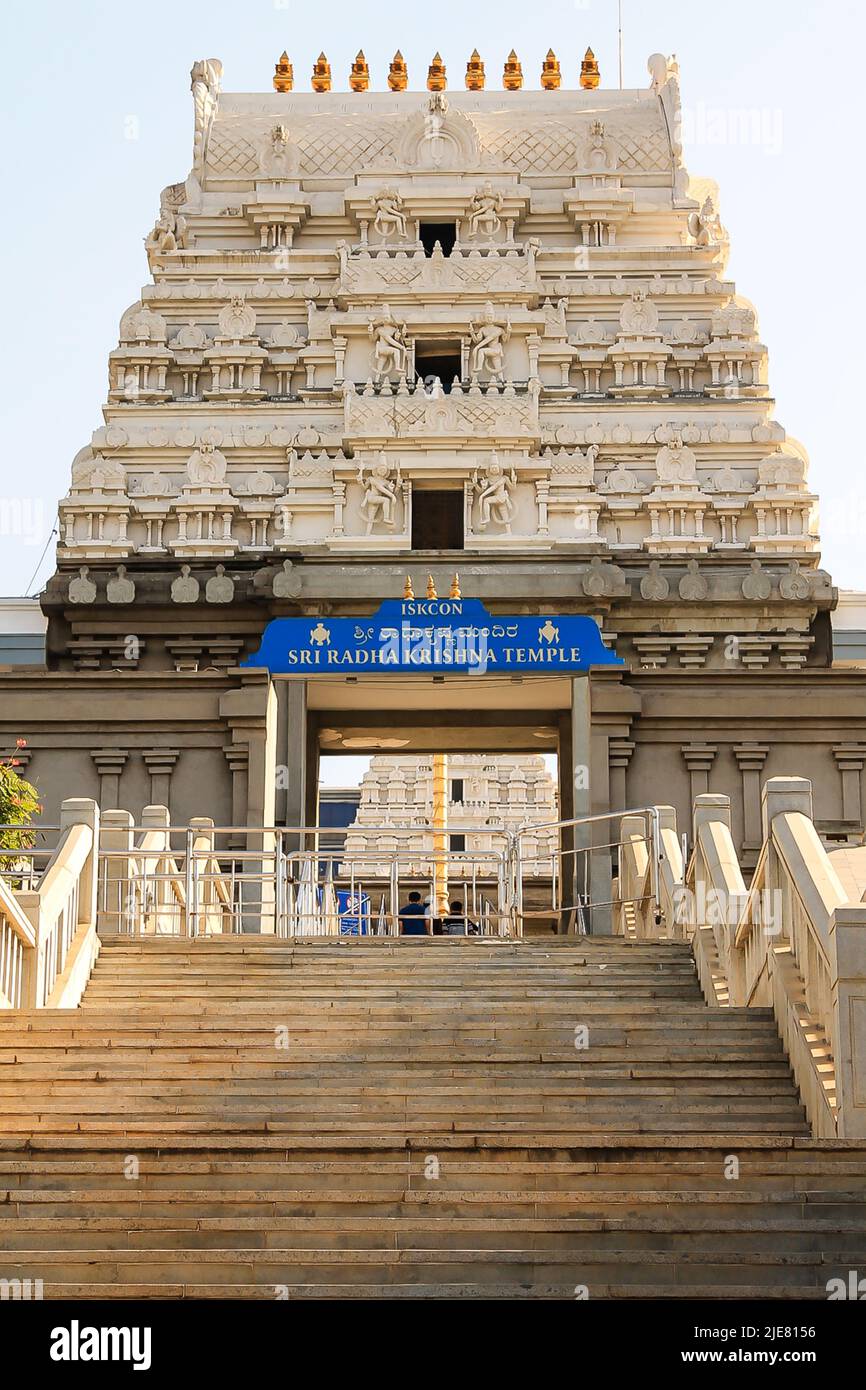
top-left (761, 776), bottom-right (813, 840)
top-left (18, 928), bottom-right (38, 1009)
top-left (274, 831), bottom-right (285, 938)
top-left (189, 817), bottom-right (215, 937)
top-left (693, 792), bottom-right (731, 838)
top-left (99, 810), bottom-right (134, 936)
top-left (654, 806), bottom-right (680, 937)
top-left (139, 805), bottom-right (171, 933)
top-left (691, 793), bottom-right (739, 999)
top-left (692, 794), bottom-right (731, 931)
top-left (760, 776), bottom-right (813, 938)
top-left (829, 905), bottom-right (866, 1139)
top-left (59, 798), bottom-right (100, 927)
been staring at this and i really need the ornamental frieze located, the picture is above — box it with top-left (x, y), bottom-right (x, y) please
top-left (342, 380), bottom-right (540, 443)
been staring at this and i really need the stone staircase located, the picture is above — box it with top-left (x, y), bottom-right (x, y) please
top-left (0, 935), bottom-right (864, 1299)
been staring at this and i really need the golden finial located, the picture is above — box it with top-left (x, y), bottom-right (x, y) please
top-left (450, 573), bottom-right (462, 599)
top-left (426, 574), bottom-right (438, 600)
top-left (403, 575), bottom-right (415, 600)
top-left (503, 49), bottom-right (523, 91)
top-left (349, 50), bottom-right (369, 92)
top-left (580, 46), bottom-right (600, 90)
top-left (311, 52), bottom-right (332, 93)
top-left (541, 49), bottom-right (561, 90)
top-left (427, 52), bottom-right (447, 91)
top-left (465, 49), bottom-right (485, 90)
top-left (388, 50), bottom-right (408, 91)
top-left (273, 52), bottom-right (294, 93)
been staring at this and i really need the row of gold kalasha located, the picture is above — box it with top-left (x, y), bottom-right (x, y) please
top-left (403, 575), bottom-right (462, 602)
top-left (273, 48), bottom-right (601, 94)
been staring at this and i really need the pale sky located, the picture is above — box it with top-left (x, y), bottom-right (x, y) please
top-left (2, 0), bottom-right (863, 599)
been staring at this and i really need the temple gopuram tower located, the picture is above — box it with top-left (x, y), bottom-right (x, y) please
top-left (21, 46), bottom-right (863, 866)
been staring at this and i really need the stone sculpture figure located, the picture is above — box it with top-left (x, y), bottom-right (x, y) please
top-left (174, 320), bottom-right (208, 350)
top-left (742, 558), bottom-right (771, 601)
top-left (586, 119), bottom-right (613, 171)
top-left (655, 433), bottom-right (698, 485)
top-left (107, 565), bottom-right (135, 605)
top-left (372, 189), bottom-right (408, 239)
top-left (186, 443), bottom-right (228, 488)
top-left (358, 455), bottom-right (402, 533)
top-left (678, 559), bottom-right (708, 601)
top-left (171, 564), bottom-right (200, 604)
top-left (779, 560), bottom-right (812, 601)
top-left (368, 306), bottom-right (408, 382)
top-left (206, 564), bottom-right (234, 603)
top-left (619, 287), bottom-right (659, 337)
top-left (217, 295), bottom-right (256, 341)
top-left (261, 123), bottom-right (300, 177)
top-left (273, 559), bottom-right (302, 599)
top-left (640, 560), bottom-right (670, 600)
top-left (146, 210), bottom-right (187, 254)
top-left (422, 92), bottom-right (448, 166)
top-left (473, 454), bottom-right (517, 532)
top-left (582, 557), bottom-right (608, 598)
top-left (468, 181), bottom-right (503, 238)
top-left (68, 566), bottom-right (97, 604)
top-left (600, 463), bottom-right (643, 494)
top-left (688, 195), bottom-right (724, 247)
top-left (469, 304), bottom-right (511, 381)
top-left (542, 298), bottom-right (568, 338)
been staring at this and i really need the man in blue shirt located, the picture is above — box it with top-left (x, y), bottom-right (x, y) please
top-left (398, 891), bottom-right (430, 936)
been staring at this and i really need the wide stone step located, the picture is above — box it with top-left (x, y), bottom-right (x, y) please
top-left (10, 1279), bottom-right (833, 1300)
top-left (4, 1220), bottom-right (866, 1257)
top-left (0, 1117), bottom-right (812, 1137)
top-left (0, 1246), bottom-right (853, 1288)
top-left (4, 1186), bottom-right (859, 1218)
top-left (0, 1077), bottom-right (800, 1099)
top-left (5, 1152), bottom-right (862, 1188)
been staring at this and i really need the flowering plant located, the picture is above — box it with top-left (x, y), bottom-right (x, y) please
top-left (0, 740), bottom-right (41, 871)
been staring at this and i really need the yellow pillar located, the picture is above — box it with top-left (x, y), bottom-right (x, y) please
top-left (432, 752), bottom-right (449, 917)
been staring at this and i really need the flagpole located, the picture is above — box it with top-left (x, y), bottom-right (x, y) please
top-left (618, 0), bottom-right (624, 89)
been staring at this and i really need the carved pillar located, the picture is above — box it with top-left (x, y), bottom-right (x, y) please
top-left (222, 746), bottom-right (249, 847)
top-left (284, 679), bottom-right (308, 848)
top-left (608, 738), bottom-right (635, 814)
top-left (219, 671), bottom-right (277, 848)
top-left (535, 479), bottom-right (550, 537)
top-left (733, 743), bottom-right (770, 853)
top-left (141, 749), bottom-right (181, 814)
top-left (91, 748), bottom-right (129, 811)
top-left (332, 335), bottom-right (347, 386)
top-left (680, 743), bottom-right (717, 833)
top-left (832, 743), bottom-right (866, 826)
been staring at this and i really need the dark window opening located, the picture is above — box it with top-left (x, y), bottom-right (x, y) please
top-left (415, 353), bottom-right (462, 393)
top-left (411, 488), bottom-right (464, 550)
top-left (420, 222), bottom-right (456, 257)
top-left (450, 778), bottom-right (464, 803)
top-left (449, 833), bottom-right (466, 852)
top-left (414, 339), bottom-right (463, 394)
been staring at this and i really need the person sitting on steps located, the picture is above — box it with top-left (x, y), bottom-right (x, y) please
top-left (398, 890), bottom-right (431, 937)
top-left (442, 900), bottom-right (478, 936)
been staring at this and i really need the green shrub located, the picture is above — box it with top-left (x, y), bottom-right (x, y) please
top-left (0, 741), bottom-right (41, 876)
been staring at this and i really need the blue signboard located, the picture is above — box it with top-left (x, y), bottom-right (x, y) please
top-left (243, 598), bottom-right (621, 675)
top-left (337, 890), bottom-right (371, 936)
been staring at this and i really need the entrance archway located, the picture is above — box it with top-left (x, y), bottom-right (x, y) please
top-left (273, 671), bottom-right (616, 932)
